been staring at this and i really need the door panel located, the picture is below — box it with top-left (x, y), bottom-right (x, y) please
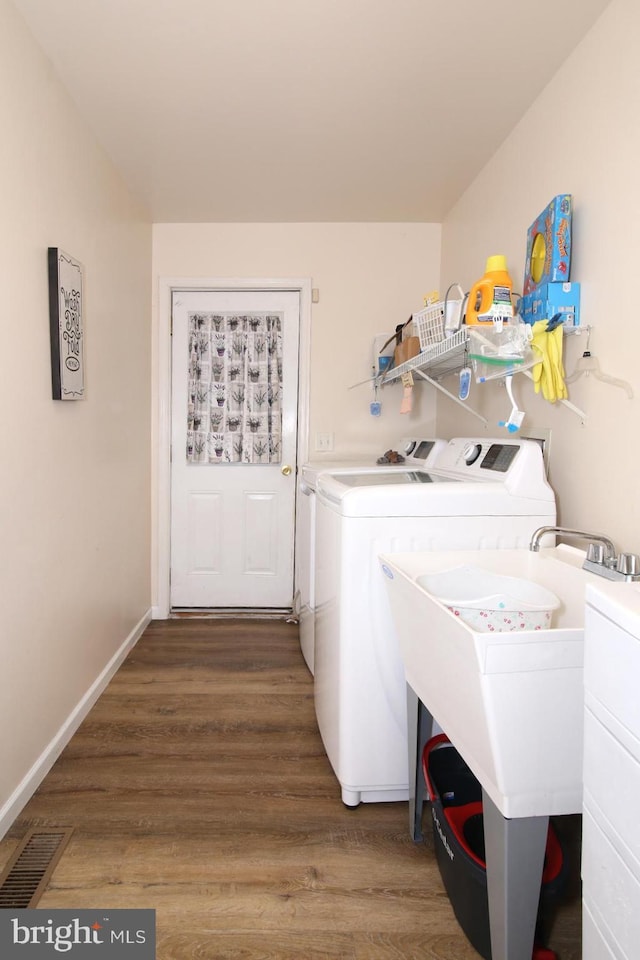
top-left (187, 492), bottom-right (222, 573)
top-left (170, 289), bottom-right (299, 608)
top-left (244, 493), bottom-right (278, 574)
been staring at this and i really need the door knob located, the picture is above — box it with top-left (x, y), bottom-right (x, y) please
top-left (281, 464), bottom-right (292, 476)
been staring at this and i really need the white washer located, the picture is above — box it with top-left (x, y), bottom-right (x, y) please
top-left (314, 437), bottom-right (556, 806)
top-left (295, 438), bottom-right (445, 674)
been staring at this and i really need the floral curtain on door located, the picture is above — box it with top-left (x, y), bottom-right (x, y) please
top-left (186, 311), bottom-right (283, 463)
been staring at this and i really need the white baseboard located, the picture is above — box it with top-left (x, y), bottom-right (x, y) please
top-left (0, 608), bottom-right (152, 841)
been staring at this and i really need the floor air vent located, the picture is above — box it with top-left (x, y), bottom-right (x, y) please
top-left (0, 827), bottom-right (74, 908)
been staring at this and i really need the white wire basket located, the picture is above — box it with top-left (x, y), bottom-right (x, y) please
top-left (414, 284), bottom-right (466, 351)
top-left (413, 301), bottom-right (446, 350)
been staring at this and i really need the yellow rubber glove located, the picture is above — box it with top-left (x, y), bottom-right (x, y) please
top-left (549, 325), bottom-right (568, 401)
top-left (531, 321), bottom-right (549, 398)
top-left (531, 321), bottom-right (568, 403)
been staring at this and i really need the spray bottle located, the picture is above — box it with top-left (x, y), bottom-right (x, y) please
top-left (465, 255), bottom-right (514, 326)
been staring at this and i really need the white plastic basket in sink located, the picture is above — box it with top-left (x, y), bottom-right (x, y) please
top-left (417, 565), bottom-right (561, 633)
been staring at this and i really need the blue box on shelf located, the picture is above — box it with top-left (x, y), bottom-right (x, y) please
top-left (518, 281), bottom-right (581, 327)
top-left (523, 194), bottom-right (572, 296)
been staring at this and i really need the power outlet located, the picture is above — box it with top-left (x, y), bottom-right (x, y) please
top-left (315, 432), bottom-right (334, 452)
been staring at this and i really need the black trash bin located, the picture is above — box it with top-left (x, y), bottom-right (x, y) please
top-left (422, 734), bottom-right (568, 960)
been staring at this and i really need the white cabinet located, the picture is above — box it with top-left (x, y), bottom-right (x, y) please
top-left (583, 582), bottom-right (640, 958)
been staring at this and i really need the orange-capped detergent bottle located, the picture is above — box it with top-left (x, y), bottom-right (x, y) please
top-left (465, 255), bottom-right (514, 325)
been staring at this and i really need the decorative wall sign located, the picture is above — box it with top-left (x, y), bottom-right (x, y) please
top-left (48, 248), bottom-right (85, 400)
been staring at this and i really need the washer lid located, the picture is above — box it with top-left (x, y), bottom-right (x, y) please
top-left (301, 458), bottom-right (379, 489)
top-left (315, 474), bottom-right (526, 517)
top-left (329, 470), bottom-right (454, 487)
top-left (301, 437), bottom-right (445, 489)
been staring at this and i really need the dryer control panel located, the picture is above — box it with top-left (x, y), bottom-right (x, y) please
top-left (429, 437), bottom-right (554, 503)
top-left (436, 438), bottom-right (531, 477)
top-left (461, 442), bottom-right (519, 472)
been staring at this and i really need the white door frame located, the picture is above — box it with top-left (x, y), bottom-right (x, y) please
top-left (154, 276), bottom-right (312, 619)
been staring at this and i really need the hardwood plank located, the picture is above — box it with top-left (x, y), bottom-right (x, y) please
top-left (0, 619), bottom-right (581, 959)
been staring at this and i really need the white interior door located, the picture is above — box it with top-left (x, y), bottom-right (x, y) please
top-left (170, 289), bottom-right (300, 608)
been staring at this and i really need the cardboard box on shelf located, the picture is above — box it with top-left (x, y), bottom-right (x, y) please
top-left (518, 281), bottom-right (581, 327)
top-left (394, 336), bottom-right (420, 366)
top-left (523, 194), bottom-right (572, 296)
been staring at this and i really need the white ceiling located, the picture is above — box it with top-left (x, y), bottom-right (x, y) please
top-left (12, 0), bottom-right (611, 222)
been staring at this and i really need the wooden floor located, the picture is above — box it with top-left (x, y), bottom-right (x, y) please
top-left (0, 619), bottom-right (582, 959)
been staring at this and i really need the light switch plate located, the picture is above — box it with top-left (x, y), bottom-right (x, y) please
top-left (315, 432), bottom-right (334, 452)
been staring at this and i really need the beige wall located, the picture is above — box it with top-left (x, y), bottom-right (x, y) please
top-left (153, 222), bottom-right (440, 452)
top-left (438, 0), bottom-right (638, 553)
top-left (0, 0), bottom-right (152, 834)
top-left (152, 223), bottom-right (441, 604)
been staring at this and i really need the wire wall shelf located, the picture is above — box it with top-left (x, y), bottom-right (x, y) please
top-left (356, 324), bottom-right (593, 425)
top-left (381, 329), bottom-right (468, 384)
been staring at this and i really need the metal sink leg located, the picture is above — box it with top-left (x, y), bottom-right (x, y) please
top-left (483, 793), bottom-right (548, 960)
top-left (406, 686), bottom-right (433, 842)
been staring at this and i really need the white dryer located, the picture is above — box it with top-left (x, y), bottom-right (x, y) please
top-left (313, 437), bottom-right (556, 806)
top-left (295, 438), bottom-right (445, 674)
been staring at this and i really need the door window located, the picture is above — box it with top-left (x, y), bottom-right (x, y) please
top-left (186, 311), bottom-right (283, 464)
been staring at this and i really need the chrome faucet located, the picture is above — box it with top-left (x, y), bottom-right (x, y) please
top-left (529, 525), bottom-right (640, 582)
top-left (530, 526), bottom-right (615, 558)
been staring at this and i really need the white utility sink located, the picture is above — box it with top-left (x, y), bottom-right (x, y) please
top-left (380, 544), bottom-right (602, 819)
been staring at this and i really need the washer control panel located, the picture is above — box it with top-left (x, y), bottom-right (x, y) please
top-left (400, 438), bottom-right (446, 468)
top-left (433, 438), bottom-right (536, 481)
